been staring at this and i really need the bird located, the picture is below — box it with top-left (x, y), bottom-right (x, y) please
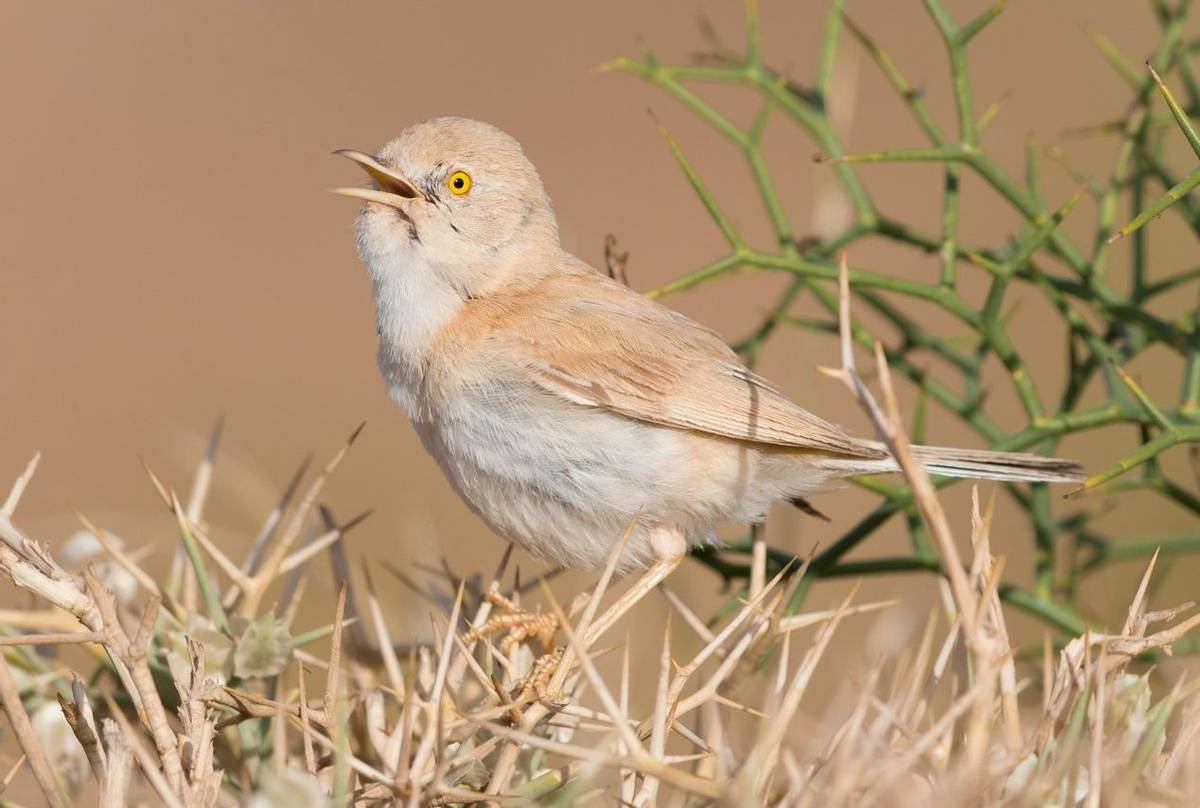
top-left (331, 117), bottom-right (1081, 632)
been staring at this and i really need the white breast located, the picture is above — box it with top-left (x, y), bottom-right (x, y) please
top-left (363, 239), bottom-right (466, 421)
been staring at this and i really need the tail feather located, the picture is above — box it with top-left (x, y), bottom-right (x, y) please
top-left (910, 445), bottom-right (1083, 483)
top-left (824, 442), bottom-right (1084, 484)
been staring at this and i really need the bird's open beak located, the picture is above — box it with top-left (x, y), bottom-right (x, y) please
top-left (330, 149), bottom-right (424, 207)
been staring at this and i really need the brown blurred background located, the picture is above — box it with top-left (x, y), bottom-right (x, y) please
top-left (2, 0), bottom-right (1197, 689)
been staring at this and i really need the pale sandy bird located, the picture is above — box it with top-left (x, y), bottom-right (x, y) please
top-left (333, 117), bottom-right (1081, 632)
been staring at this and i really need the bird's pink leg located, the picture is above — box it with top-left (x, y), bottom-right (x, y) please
top-left (582, 526), bottom-right (686, 647)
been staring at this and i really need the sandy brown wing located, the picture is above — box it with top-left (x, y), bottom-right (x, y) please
top-left (508, 294), bottom-right (884, 458)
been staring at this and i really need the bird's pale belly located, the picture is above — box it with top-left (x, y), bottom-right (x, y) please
top-left (413, 386), bottom-right (749, 570)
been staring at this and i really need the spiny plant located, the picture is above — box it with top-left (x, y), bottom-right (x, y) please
top-left (605, 0), bottom-right (1200, 636)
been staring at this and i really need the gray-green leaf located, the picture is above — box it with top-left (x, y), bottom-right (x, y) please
top-left (233, 612), bottom-right (293, 679)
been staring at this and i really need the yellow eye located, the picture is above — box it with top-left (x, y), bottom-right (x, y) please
top-left (447, 170), bottom-right (472, 195)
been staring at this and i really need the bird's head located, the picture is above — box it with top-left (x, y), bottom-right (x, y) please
top-left (333, 117), bottom-right (560, 292)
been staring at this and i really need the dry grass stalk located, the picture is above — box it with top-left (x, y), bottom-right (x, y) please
top-left (99, 718), bottom-right (133, 807)
top-left (0, 651), bottom-right (66, 808)
top-left (57, 676), bottom-right (105, 784)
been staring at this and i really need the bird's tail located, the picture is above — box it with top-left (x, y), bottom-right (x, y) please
top-left (822, 443), bottom-right (1084, 484)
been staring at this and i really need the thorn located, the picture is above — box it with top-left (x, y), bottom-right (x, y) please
top-left (591, 58), bottom-right (623, 74)
top-left (138, 457), bottom-right (172, 509)
top-left (339, 509), bottom-right (373, 534)
top-left (491, 543), bottom-right (515, 586)
top-left (647, 107), bottom-right (668, 137)
top-left (204, 414), bottom-right (226, 461)
top-left (788, 497), bottom-right (832, 522)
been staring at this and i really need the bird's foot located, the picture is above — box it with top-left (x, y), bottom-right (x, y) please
top-left (515, 647), bottom-right (566, 704)
top-left (465, 590), bottom-right (560, 656)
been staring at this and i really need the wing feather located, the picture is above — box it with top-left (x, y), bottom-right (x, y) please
top-left (500, 275), bottom-right (882, 459)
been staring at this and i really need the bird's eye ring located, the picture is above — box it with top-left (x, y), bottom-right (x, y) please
top-left (447, 170), bottom-right (472, 196)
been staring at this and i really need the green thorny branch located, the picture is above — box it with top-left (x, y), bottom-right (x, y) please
top-left (605, 0), bottom-right (1200, 638)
